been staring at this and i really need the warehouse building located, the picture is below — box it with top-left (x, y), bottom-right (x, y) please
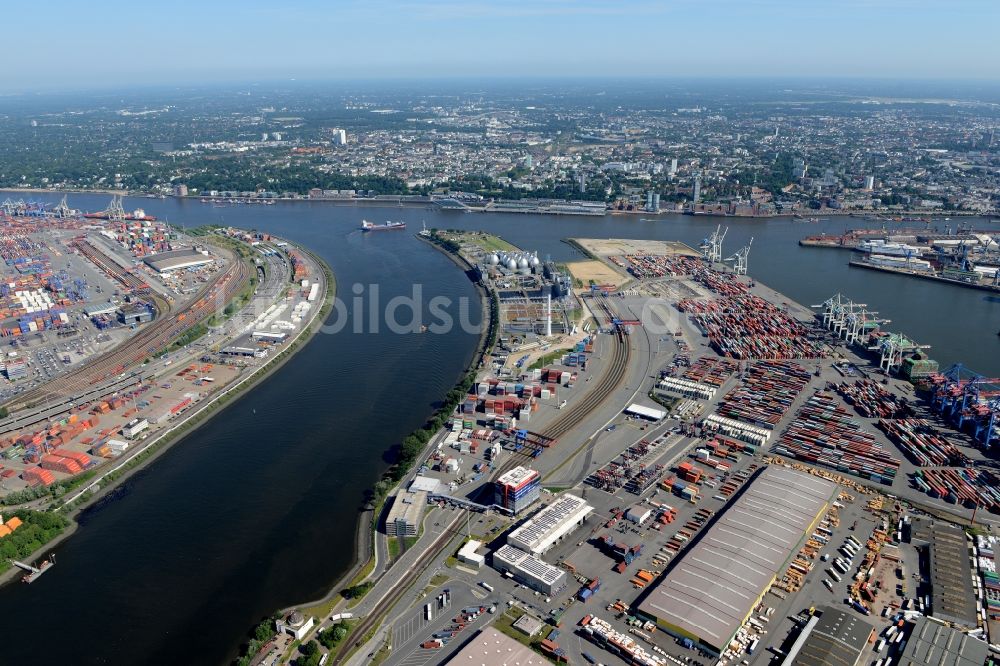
top-left (118, 302), bottom-right (154, 325)
top-left (911, 519), bottom-right (978, 627)
top-left (781, 606), bottom-right (873, 666)
top-left (385, 490), bottom-right (426, 537)
top-left (120, 418), bottom-right (149, 440)
top-left (445, 626), bottom-right (544, 665)
top-left (492, 544), bottom-right (566, 595)
top-left (506, 493), bottom-right (593, 556)
top-left (624, 403), bottom-right (666, 421)
top-left (494, 466), bottom-right (540, 515)
top-left (637, 465), bottom-right (836, 654)
top-left (144, 248), bottom-right (214, 273)
top-left (898, 617), bottom-right (988, 666)
top-left (85, 303), bottom-right (118, 318)
top-left (457, 539), bottom-right (485, 569)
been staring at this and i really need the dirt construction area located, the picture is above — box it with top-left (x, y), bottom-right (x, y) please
top-left (573, 238), bottom-right (701, 258)
top-left (565, 260), bottom-right (629, 288)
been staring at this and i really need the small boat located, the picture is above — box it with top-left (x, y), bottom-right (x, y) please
top-left (360, 219), bottom-right (406, 232)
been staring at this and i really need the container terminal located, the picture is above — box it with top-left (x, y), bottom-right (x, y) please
top-left (0, 198), bottom-right (327, 536)
top-left (800, 225), bottom-right (1000, 292)
top-left (288, 231), bottom-right (1000, 666)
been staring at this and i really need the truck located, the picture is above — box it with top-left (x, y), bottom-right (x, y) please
top-left (479, 581), bottom-right (494, 593)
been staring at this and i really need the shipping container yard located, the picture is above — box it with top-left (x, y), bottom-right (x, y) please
top-left (0, 208), bottom-right (326, 505)
top-left (355, 236), bottom-right (998, 666)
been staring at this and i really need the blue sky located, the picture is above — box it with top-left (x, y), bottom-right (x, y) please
top-left (5, 0), bottom-right (998, 89)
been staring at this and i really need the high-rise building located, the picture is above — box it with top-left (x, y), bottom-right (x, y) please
top-left (495, 466), bottom-right (540, 515)
top-left (173, 183), bottom-right (188, 197)
top-left (523, 154), bottom-right (533, 169)
top-left (864, 175), bottom-right (875, 191)
top-left (692, 176), bottom-right (701, 203)
top-left (578, 172), bottom-right (587, 194)
top-left (645, 191), bottom-right (660, 213)
top-left (669, 158), bottom-right (678, 175)
top-left (332, 128), bottom-right (347, 145)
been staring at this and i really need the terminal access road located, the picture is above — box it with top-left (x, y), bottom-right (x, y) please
top-left (333, 296), bottom-right (637, 665)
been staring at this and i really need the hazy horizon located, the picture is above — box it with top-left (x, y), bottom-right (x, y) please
top-left (5, 0), bottom-right (999, 92)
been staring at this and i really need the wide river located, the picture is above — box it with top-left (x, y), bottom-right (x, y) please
top-left (0, 193), bottom-right (997, 664)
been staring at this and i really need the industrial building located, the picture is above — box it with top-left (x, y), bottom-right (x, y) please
top-left (506, 493), bottom-right (593, 556)
top-left (898, 617), bottom-right (989, 666)
top-left (385, 490), bottom-right (427, 537)
top-left (492, 544), bottom-right (566, 595)
top-left (495, 466), bottom-right (540, 515)
top-left (457, 539), bottom-right (485, 569)
top-left (445, 626), bottom-right (544, 665)
top-left (911, 519), bottom-right (978, 627)
top-left (624, 403), bottom-right (667, 421)
top-left (2, 357), bottom-right (28, 381)
top-left (120, 418), bottom-right (149, 440)
top-left (637, 466), bottom-right (836, 653)
top-left (408, 475), bottom-right (444, 495)
top-left (220, 344), bottom-right (260, 357)
top-left (143, 248), bottom-right (214, 273)
top-left (781, 606), bottom-right (873, 666)
top-left (625, 504), bottom-right (652, 525)
top-left (275, 611), bottom-right (314, 641)
top-left (118, 302), bottom-right (154, 325)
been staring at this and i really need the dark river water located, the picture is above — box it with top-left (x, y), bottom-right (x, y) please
top-left (0, 192), bottom-right (997, 664)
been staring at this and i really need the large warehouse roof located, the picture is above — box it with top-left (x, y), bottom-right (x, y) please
top-left (792, 606), bottom-right (873, 666)
top-left (446, 626), bottom-right (545, 665)
top-left (507, 494), bottom-right (592, 555)
top-left (637, 465), bottom-right (836, 652)
top-left (144, 248), bottom-right (214, 273)
top-left (912, 519), bottom-right (978, 627)
top-left (899, 617), bottom-right (988, 666)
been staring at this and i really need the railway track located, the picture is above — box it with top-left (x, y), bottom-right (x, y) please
top-left (5, 258), bottom-right (251, 411)
top-left (332, 298), bottom-right (632, 664)
top-left (73, 238), bottom-right (149, 292)
top-left (493, 295), bottom-right (631, 479)
top-left (331, 511), bottom-right (467, 666)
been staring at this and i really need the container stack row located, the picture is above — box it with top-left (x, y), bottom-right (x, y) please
top-left (716, 360), bottom-right (812, 428)
top-left (680, 292), bottom-right (825, 359)
top-left (835, 379), bottom-right (913, 419)
top-left (913, 468), bottom-right (1000, 512)
top-left (773, 391), bottom-right (899, 485)
top-left (681, 357), bottom-right (738, 387)
top-left (609, 253), bottom-right (703, 279)
top-left (877, 418), bottom-right (970, 467)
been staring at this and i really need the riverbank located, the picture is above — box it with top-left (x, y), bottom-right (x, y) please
top-left (0, 237), bottom-right (336, 588)
top-left (268, 231), bottom-right (497, 665)
top-left (5, 187), bottom-right (992, 221)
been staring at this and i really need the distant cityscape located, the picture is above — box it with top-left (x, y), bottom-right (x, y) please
top-left (3, 82), bottom-right (999, 217)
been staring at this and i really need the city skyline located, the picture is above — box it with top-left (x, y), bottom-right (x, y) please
top-left (4, 0), bottom-right (999, 90)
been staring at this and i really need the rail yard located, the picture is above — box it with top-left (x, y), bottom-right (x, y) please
top-left (313, 232), bottom-right (1000, 666)
top-left (0, 204), bottom-right (326, 504)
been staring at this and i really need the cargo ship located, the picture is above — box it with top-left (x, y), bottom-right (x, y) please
top-left (84, 209), bottom-right (158, 222)
top-left (360, 219), bottom-right (406, 232)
